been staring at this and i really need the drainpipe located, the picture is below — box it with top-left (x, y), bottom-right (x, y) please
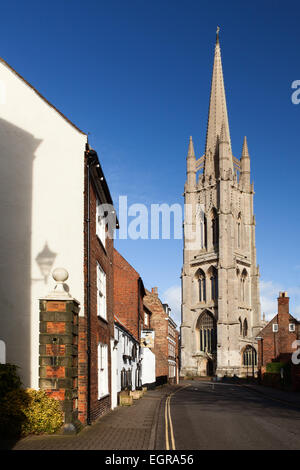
top-left (86, 148), bottom-right (97, 425)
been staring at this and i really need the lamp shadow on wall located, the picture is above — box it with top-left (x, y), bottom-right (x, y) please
top-left (0, 117), bottom-right (42, 388)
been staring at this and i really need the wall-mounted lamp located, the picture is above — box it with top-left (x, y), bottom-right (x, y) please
top-left (35, 242), bottom-right (57, 283)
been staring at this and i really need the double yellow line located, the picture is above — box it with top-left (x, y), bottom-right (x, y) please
top-left (165, 385), bottom-right (189, 450)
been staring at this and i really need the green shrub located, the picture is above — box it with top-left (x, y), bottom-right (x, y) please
top-left (266, 362), bottom-right (285, 374)
top-left (0, 388), bottom-right (63, 438)
top-left (0, 363), bottom-right (22, 399)
top-left (23, 389), bottom-right (64, 435)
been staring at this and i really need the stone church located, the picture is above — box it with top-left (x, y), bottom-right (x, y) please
top-left (180, 31), bottom-right (262, 378)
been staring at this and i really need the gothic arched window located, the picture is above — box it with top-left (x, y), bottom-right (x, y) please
top-left (211, 208), bottom-right (219, 247)
top-left (243, 318), bottom-right (248, 338)
top-left (197, 269), bottom-right (206, 302)
top-left (208, 266), bottom-right (218, 301)
top-left (243, 345), bottom-right (257, 366)
top-left (197, 310), bottom-right (217, 354)
top-left (239, 317), bottom-right (242, 335)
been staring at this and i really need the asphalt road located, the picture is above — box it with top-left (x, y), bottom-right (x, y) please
top-left (155, 381), bottom-right (300, 450)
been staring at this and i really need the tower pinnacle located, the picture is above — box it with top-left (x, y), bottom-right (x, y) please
top-left (187, 135), bottom-right (195, 158)
top-left (241, 136), bottom-right (249, 158)
top-left (240, 136), bottom-right (251, 190)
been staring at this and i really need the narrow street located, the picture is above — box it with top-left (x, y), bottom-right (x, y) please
top-left (155, 381), bottom-right (300, 450)
top-left (4, 381), bottom-right (300, 450)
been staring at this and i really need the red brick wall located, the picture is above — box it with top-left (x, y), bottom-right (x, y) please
top-left (144, 289), bottom-right (169, 381)
top-left (79, 161), bottom-right (114, 424)
top-left (113, 249), bottom-right (144, 341)
top-left (175, 330), bottom-right (180, 382)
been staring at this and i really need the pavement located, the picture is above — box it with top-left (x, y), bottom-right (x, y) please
top-left (1, 384), bottom-right (178, 450)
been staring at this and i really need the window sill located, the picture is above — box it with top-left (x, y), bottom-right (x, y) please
top-left (98, 393), bottom-right (110, 401)
top-left (96, 235), bottom-right (107, 254)
top-left (97, 315), bottom-right (108, 324)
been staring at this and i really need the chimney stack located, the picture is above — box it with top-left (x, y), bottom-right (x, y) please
top-left (277, 291), bottom-right (289, 316)
top-left (151, 287), bottom-right (158, 295)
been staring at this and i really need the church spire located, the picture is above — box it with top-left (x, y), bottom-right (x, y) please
top-left (205, 28), bottom-right (232, 159)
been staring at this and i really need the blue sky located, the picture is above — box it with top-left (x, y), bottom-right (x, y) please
top-left (1, 0), bottom-right (300, 324)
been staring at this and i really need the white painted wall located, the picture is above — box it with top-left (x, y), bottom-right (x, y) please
top-left (0, 60), bottom-right (87, 388)
top-left (114, 324), bottom-right (140, 394)
top-left (110, 338), bottom-right (118, 409)
top-left (141, 347), bottom-right (156, 386)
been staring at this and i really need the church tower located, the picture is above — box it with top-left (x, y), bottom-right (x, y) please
top-left (180, 30), bottom-right (262, 377)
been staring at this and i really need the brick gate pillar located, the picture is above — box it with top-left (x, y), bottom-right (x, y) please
top-left (39, 268), bottom-right (80, 433)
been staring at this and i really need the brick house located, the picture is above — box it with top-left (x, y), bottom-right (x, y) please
top-left (144, 288), bottom-right (179, 385)
top-left (113, 249), bottom-right (145, 340)
top-left (256, 292), bottom-right (300, 388)
top-left (79, 148), bottom-right (118, 424)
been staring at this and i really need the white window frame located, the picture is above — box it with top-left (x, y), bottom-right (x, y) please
top-left (98, 343), bottom-right (109, 399)
top-left (96, 198), bottom-right (106, 247)
top-left (97, 263), bottom-right (107, 320)
top-left (272, 323), bottom-right (278, 333)
top-left (289, 323), bottom-right (296, 332)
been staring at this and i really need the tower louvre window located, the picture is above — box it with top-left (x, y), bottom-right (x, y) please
top-left (209, 266), bottom-right (218, 301)
top-left (198, 269), bottom-right (206, 302)
top-left (212, 210), bottom-right (219, 247)
top-left (243, 318), bottom-right (248, 338)
top-left (237, 213), bottom-right (242, 248)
